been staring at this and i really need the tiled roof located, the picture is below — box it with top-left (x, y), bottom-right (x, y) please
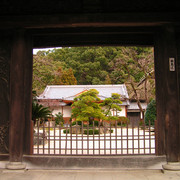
top-left (127, 102), bottom-right (147, 110)
top-left (38, 84), bottom-right (129, 102)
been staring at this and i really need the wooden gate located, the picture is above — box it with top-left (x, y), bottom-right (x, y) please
top-left (33, 119), bottom-right (155, 156)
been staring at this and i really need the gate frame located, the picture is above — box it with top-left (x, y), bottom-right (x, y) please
top-left (1, 25), bottom-right (179, 169)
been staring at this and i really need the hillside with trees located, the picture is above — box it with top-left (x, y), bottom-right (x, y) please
top-left (33, 46), bottom-right (155, 103)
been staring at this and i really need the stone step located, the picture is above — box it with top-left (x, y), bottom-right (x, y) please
top-left (23, 155), bottom-right (166, 170)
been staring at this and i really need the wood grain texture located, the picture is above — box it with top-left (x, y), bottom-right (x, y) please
top-left (9, 30), bottom-right (26, 162)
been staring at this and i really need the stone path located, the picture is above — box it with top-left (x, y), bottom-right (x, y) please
top-left (1, 169), bottom-right (180, 180)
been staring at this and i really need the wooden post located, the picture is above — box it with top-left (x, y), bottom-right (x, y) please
top-left (176, 31), bottom-right (180, 162)
top-left (6, 30), bottom-right (27, 169)
top-left (155, 26), bottom-right (180, 164)
top-left (23, 32), bottom-right (33, 155)
top-left (154, 29), bottom-right (166, 155)
top-left (155, 26), bottom-right (180, 172)
top-left (177, 32), bottom-right (180, 162)
top-left (0, 31), bottom-right (11, 154)
top-left (163, 26), bottom-right (179, 163)
top-left (154, 25), bottom-right (180, 171)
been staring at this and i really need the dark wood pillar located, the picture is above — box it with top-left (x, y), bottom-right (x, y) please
top-left (163, 26), bottom-right (179, 162)
top-left (7, 29), bottom-right (31, 169)
top-left (23, 32), bottom-right (33, 155)
top-left (154, 29), bottom-right (166, 156)
top-left (176, 32), bottom-right (180, 162)
top-left (0, 31), bottom-right (12, 154)
top-left (155, 26), bottom-right (180, 163)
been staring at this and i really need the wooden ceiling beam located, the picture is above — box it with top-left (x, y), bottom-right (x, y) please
top-left (30, 26), bottom-right (158, 36)
top-left (33, 33), bottom-right (154, 48)
top-left (0, 12), bottom-right (180, 29)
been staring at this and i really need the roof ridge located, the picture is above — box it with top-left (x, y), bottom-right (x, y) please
top-left (38, 84), bottom-right (129, 100)
top-left (46, 84), bottom-right (125, 88)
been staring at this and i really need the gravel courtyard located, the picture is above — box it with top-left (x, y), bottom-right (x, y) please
top-left (33, 127), bottom-right (155, 155)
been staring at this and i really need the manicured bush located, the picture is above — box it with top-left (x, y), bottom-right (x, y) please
top-left (84, 129), bottom-right (99, 135)
top-left (145, 99), bottom-right (156, 126)
top-left (71, 121), bottom-right (82, 126)
top-left (63, 129), bottom-right (70, 134)
top-left (72, 120), bottom-right (100, 127)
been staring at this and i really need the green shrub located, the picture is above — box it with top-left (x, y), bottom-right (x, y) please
top-left (54, 112), bottom-right (64, 126)
top-left (94, 121), bottom-right (99, 126)
top-left (32, 101), bottom-right (52, 125)
top-left (145, 99), bottom-right (156, 126)
top-left (84, 129), bottom-right (99, 135)
top-left (110, 129), bottom-right (113, 133)
top-left (89, 120), bottom-right (99, 127)
top-left (94, 129), bottom-right (99, 134)
top-left (139, 120), bottom-right (144, 127)
top-left (71, 120), bottom-right (82, 126)
top-left (63, 129), bottom-right (70, 134)
top-left (84, 129), bottom-right (87, 134)
top-left (117, 122), bottom-right (128, 126)
top-left (117, 116), bottom-right (130, 125)
top-left (72, 120), bottom-right (99, 127)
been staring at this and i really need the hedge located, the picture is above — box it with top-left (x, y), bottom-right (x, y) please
top-left (72, 120), bottom-right (100, 127)
top-left (84, 129), bottom-right (99, 135)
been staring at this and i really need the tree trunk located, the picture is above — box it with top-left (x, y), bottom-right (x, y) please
top-left (130, 81), bottom-right (144, 120)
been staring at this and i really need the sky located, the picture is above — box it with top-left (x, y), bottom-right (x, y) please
top-left (33, 47), bottom-right (61, 54)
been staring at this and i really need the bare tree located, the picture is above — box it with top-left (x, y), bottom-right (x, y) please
top-left (114, 47), bottom-right (155, 121)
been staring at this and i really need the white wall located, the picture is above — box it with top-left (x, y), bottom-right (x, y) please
top-left (51, 105), bottom-right (126, 118)
top-left (117, 106), bottom-right (126, 117)
top-left (102, 105), bottom-right (126, 117)
top-left (52, 107), bottom-right (60, 115)
top-left (51, 106), bottom-right (72, 117)
top-left (110, 106), bottom-right (126, 117)
top-left (63, 106), bottom-right (72, 117)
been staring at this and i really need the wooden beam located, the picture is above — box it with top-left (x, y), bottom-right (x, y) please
top-left (9, 30), bottom-right (26, 162)
top-left (0, 12), bottom-right (180, 29)
top-left (154, 26), bottom-right (180, 161)
top-left (177, 32), bottom-right (180, 161)
top-left (0, 1), bottom-right (180, 16)
top-left (162, 26), bottom-right (179, 162)
top-left (30, 26), bottom-right (159, 35)
top-left (33, 33), bottom-right (154, 48)
top-left (23, 33), bottom-right (33, 155)
top-left (154, 30), bottom-right (166, 155)
top-left (0, 31), bottom-right (12, 153)
top-left (31, 26), bottom-right (158, 48)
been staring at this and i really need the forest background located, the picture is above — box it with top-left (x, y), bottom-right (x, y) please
top-left (33, 46), bottom-right (155, 103)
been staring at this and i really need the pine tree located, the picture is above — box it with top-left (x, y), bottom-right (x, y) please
top-left (71, 89), bottom-right (105, 122)
top-left (100, 93), bottom-right (122, 120)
